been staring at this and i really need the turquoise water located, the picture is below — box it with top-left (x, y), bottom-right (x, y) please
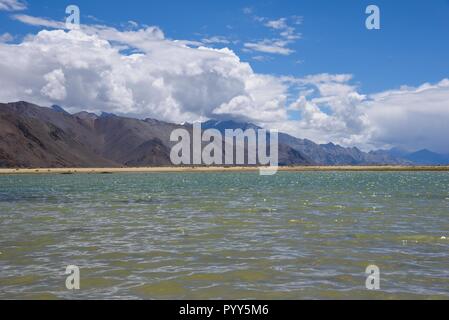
top-left (0, 172), bottom-right (448, 299)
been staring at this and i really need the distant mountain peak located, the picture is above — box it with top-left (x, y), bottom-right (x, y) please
top-left (202, 119), bottom-right (261, 132)
top-left (144, 118), bottom-right (163, 125)
top-left (387, 147), bottom-right (410, 158)
top-left (404, 149), bottom-right (449, 165)
top-left (74, 111), bottom-right (98, 120)
top-left (322, 142), bottom-right (336, 147)
top-left (51, 105), bottom-right (69, 115)
top-left (100, 111), bottom-right (116, 118)
top-left (413, 149), bottom-right (433, 154)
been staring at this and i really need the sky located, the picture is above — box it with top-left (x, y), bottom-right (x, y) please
top-left (1, 0), bottom-right (449, 153)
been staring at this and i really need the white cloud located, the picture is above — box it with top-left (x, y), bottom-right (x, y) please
top-left (0, 0), bottom-right (26, 11)
top-left (277, 75), bottom-right (449, 153)
top-left (41, 69), bottom-right (67, 101)
top-left (265, 18), bottom-right (288, 30)
top-left (244, 16), bottom-right (301, 56)
top-left (12, 14), bottom-right (65, 28)
top-left (0, 26), bottom-right (288, 124)
top-left (292, 15), bottom-right (303, 25)
top-left (242, 7), bottom-right (253, 15)
top-left (301, 73), bottom-right (354, 84)
top-left (201, 36), bottom-right (230, 45)
top-left (364, 80), bottom-right (449, 153)
top-left (252, 55), bottom-right (273, 62)
top-left (244, 40), bottom-right (294, 55)
top-left (0, 32), bottom-right (14, 42)
top-left (128, 20), bottom-right (139, 28)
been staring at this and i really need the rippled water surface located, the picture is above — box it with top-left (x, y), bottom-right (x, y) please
top-left (1, 172), bottom-right (449, 299)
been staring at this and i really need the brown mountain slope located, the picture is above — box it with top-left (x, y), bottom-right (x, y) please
top-left (0, 102), bottom-right (116, 167)
top-left (92, 114), bottom-right (185, 165)
top-left (0, 102), bottom-right (182, 168)
top-left (0, 101), bottom-right (313, 168)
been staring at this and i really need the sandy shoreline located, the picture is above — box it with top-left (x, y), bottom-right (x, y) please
top-left (1, 166), bottom-right (449, 175)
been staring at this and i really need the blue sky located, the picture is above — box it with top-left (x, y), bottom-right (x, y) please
top-left (2, 0), bottom-right (449, 93)
top-left (1, 0), bottom-right (449, 152)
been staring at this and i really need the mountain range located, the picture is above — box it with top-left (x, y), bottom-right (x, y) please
top-left (1, 101), bottom-right (448, 168)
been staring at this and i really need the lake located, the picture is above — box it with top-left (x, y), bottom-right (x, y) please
top-left (0, 172), bottom-right (448, 299)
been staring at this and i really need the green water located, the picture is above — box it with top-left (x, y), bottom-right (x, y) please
top-left (0, 172), bottom-right (448, 300)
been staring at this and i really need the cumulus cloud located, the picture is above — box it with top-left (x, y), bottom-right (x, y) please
top-left (276, 75), bottom-right (449, 153)
top-left (0, 0), bottom-right (26, 11)
top-left (364, 80), bottom-right (449, 153)
top-left (279, 74), bottom-right (368, 147)
top-left (0, 26), bottom-right (288, 124)
top-left (41, 69), bottom-right (67, 101)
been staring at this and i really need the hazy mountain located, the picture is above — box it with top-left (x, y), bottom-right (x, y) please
top-left (404, 149), bottom-right (449, 165)
top-left (368, 148), bottom-right (449, 165)
top-left (51, 104), bottom-right (70, 115)
top-left (385, 147), bottom-right (411, 158)
top-left (202, 120), bottom-right (260, 132)
top-left (204, 120), bottom-right (406, 165)
top-left (202, 120), bottom-right (311, 166)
